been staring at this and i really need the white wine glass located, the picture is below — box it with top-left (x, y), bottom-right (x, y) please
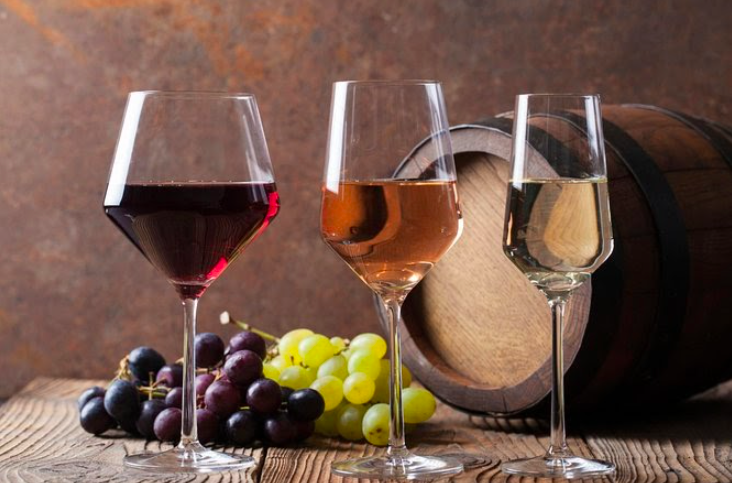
top-left (501, 94), bottom-right (615, 478)
top-left (320, 80), bottom-right (465, 480)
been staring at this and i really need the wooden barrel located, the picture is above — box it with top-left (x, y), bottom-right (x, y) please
top-left (382, 104), bottom-right (732, 417)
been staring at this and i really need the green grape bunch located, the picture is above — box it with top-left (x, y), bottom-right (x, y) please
top-left (254, 328), bottom-right (436, 446)
top-left (226, 317), bottom-right (438, 446)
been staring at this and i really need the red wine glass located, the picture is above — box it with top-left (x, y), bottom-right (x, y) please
top-left (104, 91), bottom-right (279, 472)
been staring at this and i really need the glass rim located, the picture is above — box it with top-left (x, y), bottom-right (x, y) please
top-left (127, 90), bottom-right (257, 100)
top-left (333, 79), bottom-right (441, 87)
top-left (516, 93), bottom-right (601, 100)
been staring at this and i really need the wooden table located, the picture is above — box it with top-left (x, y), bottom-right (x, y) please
top-left (0, 378), bottom-right (731, 482)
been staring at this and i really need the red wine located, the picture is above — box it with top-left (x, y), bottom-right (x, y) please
top-left (105, 182), bottom-right (279, 298)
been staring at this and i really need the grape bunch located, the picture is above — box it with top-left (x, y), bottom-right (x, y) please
top-left (77, 314), bottom-right (437, 448)
top-left (251, 321), bottom-right (437, 446)
top-left (77, 330), bottom-right (325, 447)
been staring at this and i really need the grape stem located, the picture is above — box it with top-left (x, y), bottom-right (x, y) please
top-left (137, 373), bottom-right (171, 400)
top-left (334, 339), bottom-right (351, 355)
top-left (112, 355), bottom-right (132, 382)
top-left (219, 311), bottom-right (280, 342)
top-left (265, 344), bottom-right (280, 359)
top-left (173, 358), bottom-right (223, 375)
top-left (148, 372), bottom-right (154, 401)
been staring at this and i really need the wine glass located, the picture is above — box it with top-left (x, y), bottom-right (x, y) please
top-left (501, 94), bottom-right (615, 478)
top-left (103, 91), bottom-right (279, 472)
top-left (320, 80), bottom-right (464, 480)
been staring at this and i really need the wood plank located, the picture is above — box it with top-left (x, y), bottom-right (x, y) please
top-left (2, 378), bottom-right (732, 482)
top-left (0, 378), bottom-right (261, 483)
top-left (262, 381), bottom-right (732, 482)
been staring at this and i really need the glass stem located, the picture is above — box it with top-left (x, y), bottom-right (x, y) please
top-left (179, 297), bottom-right (199, 448)
top-left (382, 294), bottom-right (409, 460)
top-left (547, 295), bottom-right (569, 458)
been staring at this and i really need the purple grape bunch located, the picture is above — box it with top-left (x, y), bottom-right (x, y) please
top-left (77, 330), bottom-right (324, 447)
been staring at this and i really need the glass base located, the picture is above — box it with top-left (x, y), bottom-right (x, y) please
top-left (331, 451), bottom-right (463, 480)
top-left (502, 454), bottom-right (615, 479)
top-left (124, 442), bottom-right (256, 473)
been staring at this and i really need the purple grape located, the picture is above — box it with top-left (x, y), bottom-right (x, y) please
top-left (79, 397), bottom-right (116, 435)
top-left (195, 373), bottom-right (216, 397)
top-left (263, 413), bottom-right (297, 446)
top-left (292, 419), bottom-right (315, 442)
top-left (156, 364), bottom-right (183, 388)
top-left (195, 333), bottom-right (225, 368)
top-left (154, 407), bottom-right (182, 442)
top-left (225, 410), bottom-right (259, 446)
top-left (128, 347), bottom-right (166, 382)
top-left (287, 389), bottom-right (325, 422)
top-left (246, 378), bottom-right (282, 415)
top-left (136, 399), bottom-right (167, 439)
top-left (78, 386), bottom-right (105, 411)
top-left (224, 350), bottom-right (263, 387)
top-left (204, 380), bottom-right (241, 417)
top-left (104, 380), bottom-right (141, 422)
top-left (280, 387), bottom-right (294, 401)
top-left (238, 383), bottom-right (251, 403)
top-left (229, 331), bottom-right (267, 359)
top-left (132, 379), bottom-right (146, 402)
top-left (196, 408), bottom-right (219, 445)
top-left (165, 387), bottom-right (183, 409)
top-left (118, 416), bottom-right (140, 435)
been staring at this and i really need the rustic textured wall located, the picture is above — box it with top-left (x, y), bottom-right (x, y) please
top-left (0, 0), bottom-right (729, 397)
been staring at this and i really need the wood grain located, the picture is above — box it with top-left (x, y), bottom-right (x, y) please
top-left (2, 378), bottom-right (732, 482)
top-left (0, 378), bottom-right (260, 483)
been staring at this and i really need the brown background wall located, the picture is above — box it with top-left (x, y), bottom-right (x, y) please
top-left (0, 0), bottom-right (729, 397)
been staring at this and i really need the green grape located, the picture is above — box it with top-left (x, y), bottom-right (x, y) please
top-left (304, 365), bottom-right (318, 386)
top-left (269, 355), bottom-right (291, 373)
top-left (299, 334), bottom-right (335, 368)
top-left (310, 375), bottom-right (344, 411)
top-left (278, 328), bottom-right (313, 365)
top-left (372, 360), bottom-right (390, 403)
top-left (402, 387), bottom-right (436, 423)
top-left (347, 350), bottom-right (380, 380)
top-left (262, 362), bottom-right (280, 381)
top-left (372, 360), bottom-right (413, 403)
top-left (362, 403), bottom-right (389, 446)
top-left (341, 348), bottom-right (353, 360)
top-left (402, 364), bottom-right (413, 387)
top-left (278, 365), bottom-right (311, 390)
top-left (317, 354), bottom-right (349, 380)
top-left (330, 336), bottom-right (347, 353)
top-left (343, 372), bottom-right (375, 404)
top-left (349, 333), bottom-right (388, 359)
top-left (314, 409), bottom-right (340, 437)
top-left (336, 403), bottom-right (366, 441)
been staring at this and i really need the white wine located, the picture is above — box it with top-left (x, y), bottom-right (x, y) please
top-left (503, 178), bottom-right (613, 294)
